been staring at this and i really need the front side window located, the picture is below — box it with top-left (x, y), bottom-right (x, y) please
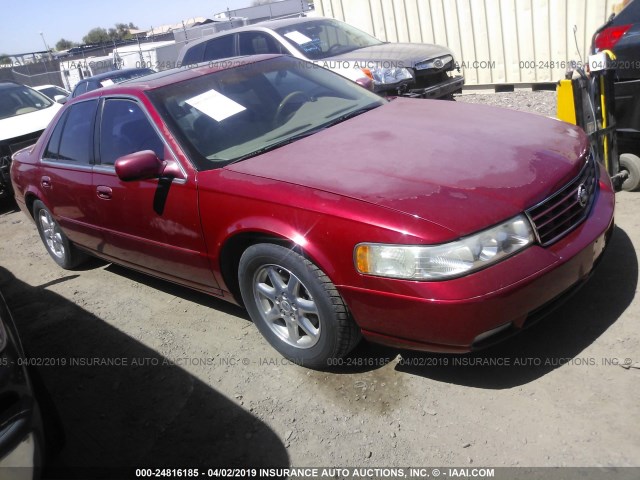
top-left (147, 56), bottom-right (384, 170)
top-left (44, 100), bottom-right (98, 164)
top-left (99, 98), bottom-right (165, 165)
top-left (276, 19), bottom-right (382, 60)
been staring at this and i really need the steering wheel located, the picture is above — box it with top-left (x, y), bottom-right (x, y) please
top-left (273, 91), bottom-right (309, 127)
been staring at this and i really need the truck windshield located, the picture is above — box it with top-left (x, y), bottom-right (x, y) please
top-left (275, 18), bottom-right (383, 60)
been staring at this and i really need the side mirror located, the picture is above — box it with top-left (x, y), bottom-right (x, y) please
top-left (54, 95), bottom-right (67, 104)
top-left (115, 150), bottom-right (164, 181)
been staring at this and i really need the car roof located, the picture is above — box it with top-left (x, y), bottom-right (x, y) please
top-left (75, 54), bottom-right (280, 96)
top-left (0, 81), bottom-right (25, 90)
top-left (78, 67), bottom-right (154, 83)
top-left (179, 16), bottom-right (336, 52)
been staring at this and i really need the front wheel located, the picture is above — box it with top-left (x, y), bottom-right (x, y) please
top-left (33, 200), bottom-right (87, 269)
top-left (238, 243), bottom-right (360, 369)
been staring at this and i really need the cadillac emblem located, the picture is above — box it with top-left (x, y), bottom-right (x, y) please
top-left (577, 184), bottom-right (589, 208)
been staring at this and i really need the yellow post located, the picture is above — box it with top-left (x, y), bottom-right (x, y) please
top-left (556, 79), bottom-right (577, 125)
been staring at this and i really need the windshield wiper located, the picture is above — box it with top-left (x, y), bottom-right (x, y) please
top-left (223, 104), bottom-right (381, 164)
top-left (225, 128), bottom-right (320, 164)
top-left (322, 104), bottom-right (380, 128)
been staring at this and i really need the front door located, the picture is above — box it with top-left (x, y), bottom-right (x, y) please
top-left (91, 97), bottom-right (219, 293)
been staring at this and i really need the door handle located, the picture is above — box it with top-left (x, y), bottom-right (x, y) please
top-left (96, 185), bottom-right (112, 200)
top-left (41, 176), bottom-right (52, 188)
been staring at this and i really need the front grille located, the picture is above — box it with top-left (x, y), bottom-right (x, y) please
top-left (526, 154), bottom-right (598, 246)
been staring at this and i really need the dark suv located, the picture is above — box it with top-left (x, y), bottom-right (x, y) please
top-left (70, 68), bottom-right (155, 99)
top-left (592, 0), bottom-right (640, 177)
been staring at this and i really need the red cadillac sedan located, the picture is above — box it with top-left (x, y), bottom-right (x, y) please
top-left (10, 55), bottom-right (615, 368)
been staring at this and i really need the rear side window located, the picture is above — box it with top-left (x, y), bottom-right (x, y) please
top-left (181, 42), bottom-right (206, 66)
top-left (238, 32), bottom-right (283, 55)
top-left (98, 98), bottom-right (165, 165)
top-left (203, 35), bottom-right (235, 62)
top-left (44, 100), bottom-right (98, 164)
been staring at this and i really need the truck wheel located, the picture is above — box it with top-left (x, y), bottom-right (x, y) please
top-left (620, 154), bottom-right (640, 192)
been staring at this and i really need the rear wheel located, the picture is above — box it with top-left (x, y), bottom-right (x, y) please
top-left (238, 243), bottom-right (360, 369)
top-left (33, 200), bottom-right (87, 269)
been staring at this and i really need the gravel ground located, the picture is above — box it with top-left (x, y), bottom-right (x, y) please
top-left (0, 90), bottom-right (638, 479)
top-left (456, 90), bottom-right (557, 118)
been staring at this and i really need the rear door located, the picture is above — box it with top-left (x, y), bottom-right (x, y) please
top-left (91, 96), bottom-right (219, 293)
top-left (38, 99), bottom-right (103, 250)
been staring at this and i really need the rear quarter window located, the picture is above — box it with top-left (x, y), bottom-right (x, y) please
top-left (203, 35), bottom-right (236, 62)
top-left (181, 42), bottom-right (206, 66)
top-left (44, 100), bottom-right (98, 164)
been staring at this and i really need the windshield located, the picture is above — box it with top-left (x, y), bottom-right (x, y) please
top-left (275, 18), bottom-right (383, 60)
top-left (0, 84), bottom-right (54, 120)
top-left (147, 56), bottom-right (385, 170)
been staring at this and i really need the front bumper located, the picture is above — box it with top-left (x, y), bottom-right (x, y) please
top-left (338, 163), bottom-right (616, 352)
top-left (379, 74), bottom-right (465, 99)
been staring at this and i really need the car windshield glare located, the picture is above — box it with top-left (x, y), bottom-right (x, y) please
top-left (276, 19), bottom-right (383, 60)
top-left (0, 84), bottom-right (53, 120)
top-left (147, 56), bottom-right (385, 170)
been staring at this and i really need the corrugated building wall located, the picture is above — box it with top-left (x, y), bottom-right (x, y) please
top-left (314, 0), bottom-right (621, 86)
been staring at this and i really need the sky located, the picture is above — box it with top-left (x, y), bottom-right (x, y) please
top-left (0, 0), bottom-right (256, 55)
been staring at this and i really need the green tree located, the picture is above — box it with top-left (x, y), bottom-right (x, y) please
top-left (83, 27), bottom-right (110, 44)
top-left (83, 22), bottom-right (140, 45)
top-left (55, 38), bottom-right (76, 51)
top-left (0, 54), bottom-right (11, 65)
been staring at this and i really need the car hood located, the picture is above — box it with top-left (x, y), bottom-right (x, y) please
top-left (0, 103), bottom-right (62, 142)
top-left (226, 99), bottom-right (589, 238)
top-left (326, 42), bottom-right (456, 68)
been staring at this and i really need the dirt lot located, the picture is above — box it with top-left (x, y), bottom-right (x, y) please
top-left (0, 92), bottom-right (639, 478)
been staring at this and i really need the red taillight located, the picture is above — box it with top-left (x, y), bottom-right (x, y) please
top-left (594, 24), bottom-right (632, 51)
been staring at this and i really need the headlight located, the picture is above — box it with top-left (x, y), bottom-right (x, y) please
top-left (362, 66), bottom-right (413, 85)
top-left (355, 214), bottom-right (535, 280)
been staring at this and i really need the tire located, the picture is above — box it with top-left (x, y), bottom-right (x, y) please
top-left (33, 200), bottom-right (87, 269)
top-left (238, 243), bottom-right (361, 369)
top-left (619, 153), bottom-right (640, 192)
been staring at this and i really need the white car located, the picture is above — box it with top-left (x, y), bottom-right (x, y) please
top-left (0, 82), bottom-right (62, 198)
top-left (176, 17), bottom-right (464, 99)
top-left (33, 84), bottom-right (70, 104)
